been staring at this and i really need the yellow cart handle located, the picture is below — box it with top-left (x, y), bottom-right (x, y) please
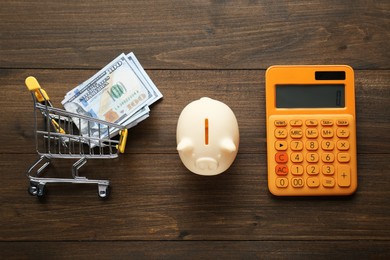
top-left (25, 76), bottom-right (50, 102)
top-left (51, 119), bottom-right (66, 134)
top-left (117, 129), bottom-right (128, 153)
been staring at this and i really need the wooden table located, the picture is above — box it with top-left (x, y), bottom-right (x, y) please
top-left (1, 1), bottom-right (389, 258)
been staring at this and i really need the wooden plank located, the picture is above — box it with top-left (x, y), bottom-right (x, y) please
top-left (1, 69), bottom-right (389, 154)
top-left (1, 153), bottom-right (389, 241)
top-left (1, 0), bottom-right (389, 69)
top-left (0, 241), bottom-right (389, 259)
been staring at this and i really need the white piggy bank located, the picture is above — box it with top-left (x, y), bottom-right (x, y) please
top-left (176, 97), bottom-right (239, 176)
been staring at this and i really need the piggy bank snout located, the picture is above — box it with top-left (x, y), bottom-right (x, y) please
top-left (196, 157), bottom-right (218, 171)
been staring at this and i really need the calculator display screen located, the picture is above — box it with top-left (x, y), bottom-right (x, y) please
top-left (275, 84), bottom-right (345, 108)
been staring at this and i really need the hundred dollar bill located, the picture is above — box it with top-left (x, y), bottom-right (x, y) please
top-left (117, 52), bottom-right (162, 128)
top-left (126, 52), bottom-right (162, 106)
top-left (124, 106), bottom-right (150, 129)
top-left (62, 53), bottom-right (153, 138)
top-left (63, 53), bottom-right (162, 104)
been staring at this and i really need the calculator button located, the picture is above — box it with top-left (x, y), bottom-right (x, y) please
top-left (321, 140), bottom-right (334, 150)
top-left (290, 128), bottom-right (303, 138)
top-left (276, 178), bottom-right (288, 188)
top-left (307, 165), bottom-right (320, 175)
top-left (291, 164), bottom-right (304, 175)
top-left (275, 152), bottom-right (288, 163)
top-left (306, 140), bottom-right (319, 151)
top-left (292, 177), bottom-right (304, 188)
top-left (290, 119), bottom-right (302, 126)
top-left (270, 114), bottom-right (355, 194)
top-left (290, 141), bottom-right (303, 151)
top-left (275, 165), bottom-right (288, 176)
top-left (307, 177), bottom-right (320, 188)
top-left (337, 165), bottom-right (351, 187)
top-left (275, 128), bottom-right (288, 138)
top-left (338, 153), bottom-right (351, 163)
top-left (322, 153), bottom-right (335, 163)
top-left (322, 165), bottom-right (335, 175)
top-left (323, 177), bottom-right (335, 188)
top-left (337, 128), bottom-right (350, 138)
top-left (306, 153), bottom-right (319, 163)
top-left (274, 120), bottom-right (287, 127)
top-left (336, 119), bottom-right (349, 126)
top-left (321, 119), bottom-right (333, 126)
top-left (321, 128), bottom-right (334, 138)
top-left (306, 119), bottom-right (318, 126)
top-left (305, 128), bottom-right (319, 138)
top-left (275, 141), bottom-right (288, 151)
top-left (337, 141), bottom-right (350, 150)
top-left (291, 153), bottom-right (304, 163)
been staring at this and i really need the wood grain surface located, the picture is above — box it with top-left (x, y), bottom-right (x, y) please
top-left (1, 0), bottom-right (389, 258)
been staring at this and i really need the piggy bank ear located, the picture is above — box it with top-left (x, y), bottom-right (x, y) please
top-left (220, 138), bottom-right (237, 153)
top-left (177, 138), bottom-right (194, 152)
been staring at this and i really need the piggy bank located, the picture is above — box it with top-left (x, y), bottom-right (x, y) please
top-left (176, 97), bottom-right (239, 176)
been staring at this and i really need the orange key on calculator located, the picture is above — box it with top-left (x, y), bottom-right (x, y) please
top-left (265, 65), bottom-right (358, 196)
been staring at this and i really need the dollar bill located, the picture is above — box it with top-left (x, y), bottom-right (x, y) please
top-left (62, 53), bottom-right (162, 141)
top-left (63, 53), bottom-right (162, 106)
top-left (126, 52), bottom-right (162, 106)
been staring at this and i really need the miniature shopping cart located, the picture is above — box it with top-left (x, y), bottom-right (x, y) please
top-left (25, 76), bottom-right (128, 198)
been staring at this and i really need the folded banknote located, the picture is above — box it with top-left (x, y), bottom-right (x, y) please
top-left (62, 53), bottom-right (162, 142)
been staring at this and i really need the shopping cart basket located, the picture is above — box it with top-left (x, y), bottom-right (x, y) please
top-left (25, 76), bottom-right (128, 198)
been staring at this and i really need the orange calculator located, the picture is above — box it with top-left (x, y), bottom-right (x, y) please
top-left (265, 65), bottom-right (357, 196)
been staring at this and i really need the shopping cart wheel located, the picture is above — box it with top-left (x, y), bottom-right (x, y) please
top-left (28, 182), bottom-right (46, 197)
top-left (28, 183), bottom-right (38, 196)
top-left (98, 185), bottom-right (110, 199)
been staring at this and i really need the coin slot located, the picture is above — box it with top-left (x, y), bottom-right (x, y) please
top-left (205, 118), bottom-right (209, 145)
